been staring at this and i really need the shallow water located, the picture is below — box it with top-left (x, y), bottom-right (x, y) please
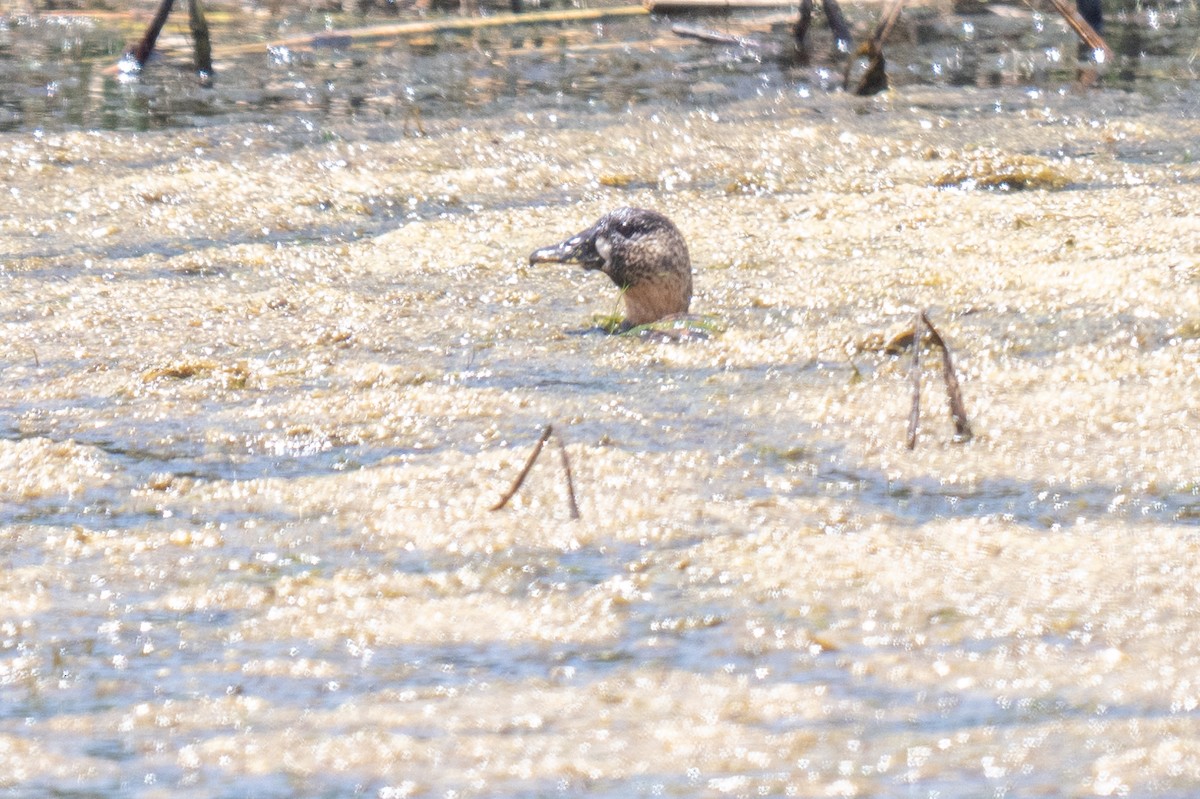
top-left (3, 1), bottom-right (1200, 797)
top-left (2, 0), bottom-right (1198, 130)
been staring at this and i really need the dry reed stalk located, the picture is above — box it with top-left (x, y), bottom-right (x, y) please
top-left (906, 311), bottom-right (973, 449)
top-left (491, 424), bottom-right (581, 520)
top-left (220, 6), bottom-right (649, 56)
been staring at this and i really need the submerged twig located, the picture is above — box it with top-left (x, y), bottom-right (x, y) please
top-left (491, 424), bottom-right (581, 520)
top-left (671, 23), bottom-right (762, 48)
top-left (905, 310), bottom-right (973, 449)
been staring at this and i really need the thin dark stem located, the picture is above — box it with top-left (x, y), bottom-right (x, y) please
top-left (847, 0), bottom-right (906, 94)
top-left (1044, 0), bottom-right (1111, 59)
top-left (870, 0), bottom-right (906, 45)
top-left (793, 0), bottom-right (814, 56)
top-left (491, 424), bottom-right (582, 519)
top-left (554, 434), bottom-right (581, 520)
top-left (920, 311), bottom-right (973, 442)
top-left (907, 312), bottom-right (923, 450)
top-left (821, 0), bottom-right (853, 53)
top-left (127, 0), bottom-right (176, 68)
top-left (490, 425), bottom-right (552, 512)
top-left (189, 0), bottom-right (214, 77)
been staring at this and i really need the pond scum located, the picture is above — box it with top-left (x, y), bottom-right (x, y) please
top-left (1, 1), bottom-right (1200, 797)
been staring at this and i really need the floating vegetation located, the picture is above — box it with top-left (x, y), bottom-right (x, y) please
top-left (1174, 320), bottom-right (1200, 340)
top-left (592, 313), bottom-right (628, 335)
top-left (724, 173), bottom-right (776, 195)
top-left (590, 313), bottom-right (725, 340)
top-left (935, 151), bottom-right (1072, 191)
top-left (625, 314), bottom-right (726, 341)
top-left (141, 359), bottom-right (218, 381)
top-left (141, 359), bottom-right (251, 388)
top-left (597, 173), bottom-right (638, 188)
top-left (759, 445), bottom-right (812, 462)
top-left (858, 324), bottom-right (916, 355)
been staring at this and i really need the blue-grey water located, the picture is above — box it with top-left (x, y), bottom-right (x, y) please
top-left (1, 1), bottom-right (1200, 797)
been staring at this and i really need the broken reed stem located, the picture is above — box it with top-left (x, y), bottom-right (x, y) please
top-left (1043, 0), bottom-right (1112, 60)
top-left (127, 0), bottom-right (175, 67)
top-left (491, 424), bottom-right (581, 520)
top-left (554, 434), bottom-right (581, 520)
top-left (906, 311), bottom-right (973, 448)
top-left (671, 23), bottom-right (760, 48)
top-left (907, 311), bottom-right (923, 450)
top-left (490, 425), bottom-right (552, 512)
top-left (219, 6), bottom-right (649, 56)
top-left (189, 0), bottom-right (214, 77)
top-left (920, 311), bottom-right (974, 442)
top-left (847, 0), bottom-right (905, 94)
top-left (869, 0), bottom-right (906, 46)
top-left (822, 0), bottom-right (854, 51)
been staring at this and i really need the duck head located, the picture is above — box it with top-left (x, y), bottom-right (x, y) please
top-left (530, 207), bottom-right (693, 327)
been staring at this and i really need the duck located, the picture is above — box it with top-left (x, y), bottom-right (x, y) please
top-left (529, 207), bottom-right (693, 328)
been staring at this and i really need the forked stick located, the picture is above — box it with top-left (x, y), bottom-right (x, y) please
top-left (491, 424), bottom-right (581, 520)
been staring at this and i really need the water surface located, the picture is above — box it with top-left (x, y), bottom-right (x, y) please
top-left (2, 2), bottom-right (1200, 797)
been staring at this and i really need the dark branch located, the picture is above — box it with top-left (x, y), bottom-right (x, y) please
top-left (490, 425), bottom-right (553, 512)
top-left (491, 424), bottom-right (582, 519)
top-left (126, 0), bottom-right (176, 68)
top-left (907, 311), bottom-right (923, 450)
top-left (920, 311), bottom-right (973, 442)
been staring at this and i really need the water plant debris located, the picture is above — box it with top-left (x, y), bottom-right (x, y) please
top-left (490, 424), bottom-right (581, 520)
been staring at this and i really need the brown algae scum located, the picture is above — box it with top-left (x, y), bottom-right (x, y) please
top-left (1, 74), bottom-right (1200, 799)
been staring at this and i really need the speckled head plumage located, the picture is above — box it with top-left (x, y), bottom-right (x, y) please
top-left (530, 207), bottom-right (693, 327)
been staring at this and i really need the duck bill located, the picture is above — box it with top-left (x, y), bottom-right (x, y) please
top-left (529, 234), bottom-right (601, 269)
top-left (529, 239), bottom-right (581, 265)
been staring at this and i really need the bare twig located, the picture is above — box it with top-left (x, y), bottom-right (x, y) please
top-left (554, 434), bottom-right (581, 520)
top-left (491, 425), bottom-right (552, 512)
top-left (223, 6), bottom-right (649, 56)
top-left (491, 424), bottom-right (581, 519)
top-left (868, 0), bottom-right (906, 45)
top-left (126, 0), bottom-right (175, 68)
top-left (907, 311), bottom-right (923, 449)
top-left (846, 0), bottom-right (906, 95)
top-left (822, 0), bottom-right (853, 53)
top-left (1043, 0), bottom-right (1112, 60)
top-left (920, 311), bottom-right (973, 442)
top-left (672, 23), bottom-right (761, 48)
top-left (905, 311), bottom-right (973, 447)
top-left (189, 0), bottom-right (214, 77)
